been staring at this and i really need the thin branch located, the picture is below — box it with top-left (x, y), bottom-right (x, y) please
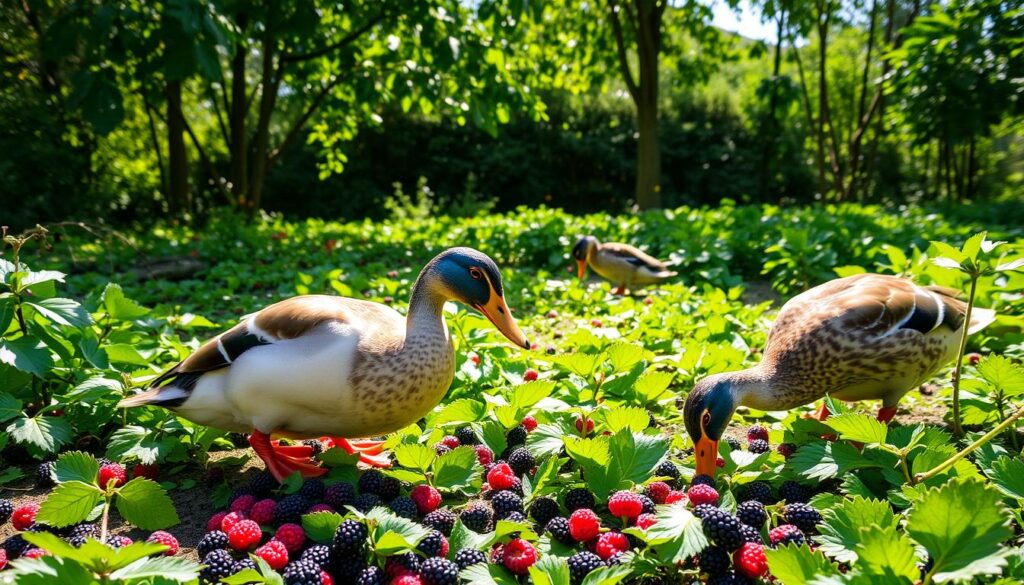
top-left (206, 82), bottom-right (231, 149)
top-left (606, 0), bottom-right (640, 103)
top-left (267, 72), bottom-right (350, 168)
top-left (142, 99), bottom-right (167, 194)
top-left (180, 113), bottom-right (235, 206)
top-left (282, 10), bottom-right (391, 63)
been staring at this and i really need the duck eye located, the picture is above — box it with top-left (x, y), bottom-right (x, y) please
top-left (701, 412), bottom-right (711, 427)
top-left (469, 267), bottom-right (483, 280)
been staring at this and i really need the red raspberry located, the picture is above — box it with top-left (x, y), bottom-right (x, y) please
top-left (716, 456), bottom-right (725, 468)
top-left (687, 484), bottom-right (719, 507)
top-left (590, 319), bottom-right (602, 327)
top-left (274, 523), bottom-right (306, 553)
top-left (228, 519), bottom-right (262, 550)
top-left (470, 355), bottom-right (481, 365)
top-left (733, 542), bottom-right (769, 578)
top-left (635, 513), bottom-right (658, 530)
top-left (574, 417), bottom-right (595, 433)
top-left (595, 532), bottom-right (629, 560)
top-left (220, 511), bottom-right (247, 534)
top-left (968, 352), bottom-right (981, 365)
top-left (664, 491), bottom-right (687, 505)
top-left (146, 531), bottom-right (179, 555)
top-left (777, 443), bottom-right (796, 459)
top-left (523, 369), bottom-right (539, 382)
top-left (308, 503), bottom-right (335, 514)
top-left (410, 485), bottom-right (442, 514)
top-left (320, 570), bottom-right (334, 585)
top-left (522, 415), bottom-right (538, 431)
top-left (747, 425), bottom-right (769, 443)
top-left (393, 575), bottom-right (423, 585)
top-left (231, 494), bottom-right (257, 515)
top-left (474, 445), bottom-right (494, 466)
top-left (644, 296), bottom-right (654, 305)
top-left (22, 548), bottom-right (48, 559)
top-left (486, 463), bottom-right (516, 490)
top-left (132, 464), bottom-right (159, 480)
top-left (607, 491), bottom-right (644, 521)
top-left (439, 435), bottom-right (461, 450)
top-left (769, 524), bottom-right (804, 546)
top-left (98, 463), bottom-right (127, 488)
top-left (250, 499), bottom-right (276, 525)
top-left (645, 481), bottom-right (671, 504)
top-left (255, 539), bottom-right (289, 570)
top-left (568, 508), bottom-right (601, 542)
top-left (206, 511), bottom-right (228, 532)
top-left (12, 504), bottom-right (39, 531)
top-left (0, 549), bottom-right (6, 570)
top-left (546, 310), bottom-right (558, 319)
top-left (501, 538), bottom-right (538, 575)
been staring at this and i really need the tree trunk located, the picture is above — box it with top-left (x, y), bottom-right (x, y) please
top-left (816, 0), bottom-right (845, 200)
top-left (758, 12), bottom-right (787, 200)
top-left (633, 0), bottom-right (662, 210)
top-left (165, 80), bottom-right (190, 217)
top-left (790, 31), bottom-right (825, 195)
top-left (247, 25), bottom-right (281, 218)
top-left (228, 35), bottom-right (249, 205)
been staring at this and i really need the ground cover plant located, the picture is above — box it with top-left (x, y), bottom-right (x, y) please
top-left (1, 202), bottom-right (1023, 584)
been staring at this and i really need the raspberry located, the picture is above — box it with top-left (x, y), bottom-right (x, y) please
top-left (320, 570), bottom-right (334, 585)
top-left (474, 444), bottom-right (494, 466)
top-left (308, 503), bottom-right (333, 513)
top-left (196, 530), bottom-right (228, 557)
top-left (36, 461), bottom-right (56, 487)
top-left (455, 427), bottom-right (479, 445)
top-left (22, 548), bottom-right (47, 559)
top-left (747, 425), bottom-right (769, 443)
top-left (691, 474), bottom-right (716, 487)
top-left (968, 352), bottom-right (982, 364)
top-left (607, 491), bottom-right (644, 521)
top-left (275, 523), bottom-right (306, 552)
top-left (506, 425), bottom-right (528, 446)
top-left (654, 460), bottom-right (681, 485)
top-left (635, 513), bottom-right (657, 530)
top-left (301, 544), bottom-right (331, 568)
top-left (699, 545), bottom-right (731, 575)
top-left (357, 566), bottom-right (386, 585)
top-left (700, 508), bottom-right (744, 551)
top-left (352, 493), bottom-right (380, 512)
top-left (98, 463), bottom-right (127, 489)
top-left (528, 496), bottom-right (560, 526)
top-left (389, 495), bottom-right (418, 519)
top-left (502, 538), bottom-right (537, 575)
top-left (491, 490), bottom-right (525, 519)
top-left (507, 447), bottom-right (535, 476)
top-left (439, 435), bottom-right (461, 450)
top-left (665, 490), bottom-right (687, 504)
top-left (220, 511), bottom-right (247, 533)
top-left (228, 519), bottom-right (262, 550)
top-left (564, 487), bottom-right (596, 512)
top-left (748, 439), bottom-right (770, 453)
top-left (282, 559), bottom-right (321, 585)
top-left (206, 511), bottom-right (228, 532)
top-left (298, 478), bottom-right (326, 501)
top-left (595, 532), bottom-right (629, 560)
top-left (783, 502), bottom-right (822, 533)
top-left (12, 504), bottom-right (38, 531)
top-left (779, 480), bottom-right (812, 503)
top-left (250, 498), bottom-right (277, 525)
top-left (567, 551), bottom-right (605, 585)
top-left (460, 503), bottom-right (493, 533)
top-left (569, 508), bottom-right (601, 542)
top-left (733, 542), bottom-right (768, 578)
top-left (0, 549), bottom-right (5, 570)
top-left (740, 523), bottom-right (763, 544)
top-left (411, 485), bottom-right (442, 514)
top-left (574, 417), bottom-right (595, 433)
top-left (255, 539), bottom-right (289, 570)
top-left (769, 524), bottom-right (806, 547)
top-left (231, 494), bottom-right (257, 515)
top-left (358, 470), bottom-right (399, 500)
top-left (736, 501), bottom-right (767, 528)
top-left (687, 484), bottom-right (720, 507)
top-left (332, 519), bottom-right (368, 553)
top-left (422, 509), bottom-right (456, 536)
top-left (417, 530), bottom-right (448, 557)
top-left (146, 531), bottom-right (179, 555)
top-left (419, 557), bottom-right (460, 585)
top-left (545, 516), bottom-right (574, 544)
top-left (777, 443), bottom-right (797, 458)
top-left (455, 548), bottom-right (487, 569)
top-left (739, 481), bottom-right (774, 504)
top-left (0, 499), bottom-right (12, 524)
top-left (522, 415), bottom-right (538, 431)
top-left (644, 481), bottom-right (672, 504)
top-left (200, 549), bottom-right (234, 582)
top-left (324, 481), bottom-right (356, 508)
top-left (485, 462), bottom-right (516, 490)
top-left (392, 576), bottom-right (424, 585)
top-left (275, 494), bottom-right (309, 524)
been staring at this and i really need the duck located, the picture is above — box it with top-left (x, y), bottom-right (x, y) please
top-left (683, 273), bottom-right (996, 477)
top-left (118, 248), bottom-right (530, 482)
top-left (572, 235), bottom-right (677, 294)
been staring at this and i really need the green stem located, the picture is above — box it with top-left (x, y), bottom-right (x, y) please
top-left (915, 405), bottom-right (1024, 483)
top-left (899, 453), bottom-right (913, 485)
top-left (950, 275), bottom-right (979, 438)
top-left (99, 496), bottom-right (112, 543)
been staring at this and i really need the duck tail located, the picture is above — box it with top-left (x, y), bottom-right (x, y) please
top-left (968, 307), bottom-right (997, 335)
top-left (117, 384), bottom-right (191, 408)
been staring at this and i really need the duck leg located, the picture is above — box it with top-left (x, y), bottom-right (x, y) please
top-left (613, 284), bottom-right (626, 295)
top-left (249, 431), bottom-right (327, 482)
top-left (876, 406), bottom-right (898, 423)
top-left (326, 437), bottom-right (392, 468)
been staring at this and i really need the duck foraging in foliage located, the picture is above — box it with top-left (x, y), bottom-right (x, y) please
top-left (119, 248), bottom-right (530, 482)
top-left (684, 273), bottom-right (996, 477)
top-left (572, 236), bottom-right (677, 295)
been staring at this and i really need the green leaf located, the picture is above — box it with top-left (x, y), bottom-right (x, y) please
top-left (110, 541), bottom-right (173, 569)
top-left (432, 446), bottom-right (482, 492)
top-left (21, 531), bottom-right (103, 565)
top-left (790, 441), bottom-right (873, 480)
top-left (447, 519), bottom-right (489, 560)
top-left (510, 380), bottom-right (556, 410)
top-left (109, 555), bottom-right (201, 581)
top-left (854, 525), bottom-right (918, 582)
top-left (460, 562), bottom-right (520, 585)
top-left (765, 544), bottom-right (841, 584)
top-left (102, 283), bottom-right (151, 321)
top-left (581, 564), bottom-right (632, 585)
top-left (0, 337), bottom-right (54, 376)
top-left (611, 431), bottom-right (668, 485)
top-left (26, 298), bottom-right (92, 328)
top-left (302, 511), bottom-right (344, 543)
top-left (36, 481), bottom-right (102, 527)
top-left (481, 420), bottom-right (509, 456)
top-left (988, 457), bottom-right (1024, 500)
top-left (606, 341), bottom-right (645, 372)
top-left (18, 270), bottom-right (66, 289)
top-left (633, 370), bottom-right (674, 403)
top-left (645, 504), bottom-right (707, 563)
top-left (549, 352), bottom-right (600, 377)
top-left (106, 426), bottom-right (171, 465)
top-left (221, 568), bottom-right (266, 584)
top-left (907, 479), bottom-right (1013, 583)
top-left (0, 393), bottom-right (23, 423)
top-left (529, 555), bottom-right (571, 585)
top-left (115, 477), bottom-right (180, 530)
top-left (976, 356), bottom-right (1024, 397)
top-left (526, 422), bottom-right (570, 459)
top-left (817, 496), bottom-right (898, 563)
top-left (7, 415), bottom-right (72, 453)
top-left (105, 343), bottom-right (151, 366)
top-left (54, 451), bottom-right (99, 484)
top-left (432, 398), bottom-right (487, 426)
top-left (824, 413), bottom-right (888, 445)
top-left (6, 554), bottom-right (96, 584)
top-left (600, 406), bottom-right (650, 433)
top-left (394, 443), bottom-right (436, 473)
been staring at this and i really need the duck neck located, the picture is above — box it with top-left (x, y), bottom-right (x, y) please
top-left (724, 366), bottom-right (776, 411)
top-left (406, 272), bottom-right (451, 347)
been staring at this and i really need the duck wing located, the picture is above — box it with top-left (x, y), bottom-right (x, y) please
top-left (601, 243), bottom-right (674, 274)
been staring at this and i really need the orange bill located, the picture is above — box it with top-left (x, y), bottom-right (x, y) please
top-left (475, 293), bottom-right (530, 350)
top-left (695, 436), bottom-right (719, 478)
top-left (576, 259), bottom-right (587, 280)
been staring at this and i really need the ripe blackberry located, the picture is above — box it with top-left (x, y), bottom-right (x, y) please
top-left (739, 524), bottom-right (763, 544)
top-left (707, 571), bottom-right (753, 585)
top-left (778, 480), bottom-right (811, 503)
top-left (654, 460), bottom-right (681, 486)
top-left (699, 545), bottom-right (731, 575)
top-left (739, 481), bottom-right (773, 504)
top-left (460, 503), bottom-right (493, 533)
top-left (231, 558), bottom-right (258, 574)
top-left (333, 555), bottom-right (369, 580)
top-left (567, 551), bottom-right (605, 585)
top-left (200, 549), bottom-right (234, 583)
top-left (691, 474), bottom-right (716, 487)
top-left (545, 516), bottom-right (573, 545)
top-left (301, 544), bottom-right (331, 568)
top-left (528, 496), bottom-right (560, 526)
top-left (333, 519), bottom-right (368, 553)
top-left (422, 509), bottom-right (456, 536)
top-left (783, 503), bottom-right (822, 533)
top-left (638, 494), bottom-right (656, 515)
top-left (506, 425), bottom-right (528, 447)
top-left (298, 478), bottom-right (326, 501)
top-left (506, 447), bottom-right (535, 476)
top-left (456, 426), bottom-right (479, 445)
top-left (275, 494), bottom-right (310, 524)
top-left (302, 439), bottom-right (324, 456)
top-left (36, 461), bottom-right (56, 487)
top-left (748, 439), bottom-right (770, 453)
top-left (386, 551), bottom-right (421, 575)
top-left (736, 501), bottom-right (767, 528)
top-left (324, 481), bottom-right (356, 508)
top-left (2, 535), bottom-right (29, 559)
top-left (693, 504), bottom-right (718, 520)
top-left (352, 493), bottom-right (381, 513)
top-left (389, 495), bottom-right (418, 519)
top-left (455, 548), bottom-right (487, 569)
top-left (503, 511), bottom-right (527, 524)
top-left (725, 437), bottom-right (741, 451)
top-left (249, 471), bottom-right (277, 497)
top-left (417, 530), bottom-right (447, 557)
top-left (564, 487), bottom-right (596, 512)
top-left (700, 508), bottom-right (744, 551)
top-left (65, 523), bottom-right (98, 547)
top-left (283, 559), bottom-right (322, 585)
top-left (197, 530), bottom-right (229, 558)
top-left (0, 499), bottom-right (12, 524)
top-left (420, 557), bottom-right (460, 585)
top-left (491, 490), bottom-right (524, 519)
top-left (357, 566), bottom-right (386, 585)
top-left (435, 444), bottom-right (452, 456)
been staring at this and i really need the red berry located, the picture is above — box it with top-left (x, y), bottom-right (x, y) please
top-left (228, 519), bottom-right (263, 550)
top-left (274, 523), bottom-right (306, 553)
top-left (716, 456), bottom-right (725, 468)
top-left (747, 425), bottom-right (769, 443)
top-left (501, 538), bottom-right (538, 575)
top-left (98, 463), bottom-right (127, 488)
top-left (220, 511), bottom-right (247, 533)
top-left (607, 491), bottom-right (644, 521)
top-left (574, 417), bottom-right (595, 433)
top-left (207, 511), bottom-right (228, 532)
top-left (595, 532), bottom-right (629, 560)
top-left (22, 548), bottom-right (48, 559)
top-left (387, 270), bottom-right (399, 278)
top-left (590, 319), bottom-right (602, 327)
top-left (968, 352), bottom-right (982, 365)
top-left (470, 355), bottom-right (481, 365)
top-left (644, 482), bottom-right (671, 504)
top-left (255, 539), bottom-right (289, 570)
top-left (132, 464), bottom-right (159, 480)
top-left (777, 443), bottom-right (796, 459)
top-left (411, 485), bottom-right (442, 514)
top-left (231, 494), bottom-right (257, 515)
top-left (664, 491), bottom-right (687, 505)
top-left (643, 296), bottom-right (654, 305)
top-left (486, 463), bottom-right (517, 490)
top-left (521, 415), bottom-right (538, 432)
top-left (769, 524), bottom-right (804, 546)
top-left (635, 513), bottom-right (658, 530)
top-left (439, 435), bottom-right (461, 450)
top-left (12, 504), bottom-right (39, 531)
top-left (523, 369), bottom-right (539, 382)
top-left (568, 508), bottom-right (601, 542)
top-left (0, 549), bottom-right (6, 570)
top-left (309, 503), bottom-right (335, 514)
top-left (250, 499), bottom-right (276, 525)
top-left (392, 575), bottom-right (424, 585)
top-left (320, 570), bottom-right (334, 585)
top-left (145, 530), bottom-right (179, 555)
top-left (733, 542), bottom-right (769, 578)
top-left (546, 310), bottom-right (558, 319)
top-left (687, 484), bottom-right (719, 507)
top-left (474, 445), bottom-right (494, 466)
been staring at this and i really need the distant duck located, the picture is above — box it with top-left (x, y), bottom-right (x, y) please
top-left (572, 236), bottom-right (677, 294)
top-left (684, 273), bottom-right (996, 477)
top-left (119, 248), bottom-right (530, 482)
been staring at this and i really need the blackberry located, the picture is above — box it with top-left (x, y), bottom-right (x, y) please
top-left (708, 572), bottom-right (752, 585)
top-left (778, 480), bottom-right (811, 503)
top-left (333, 519), bottom-right (369, 553)
top-left (66, 523), bottom-right (98, 547)
top-left (417, 530), bottom-right (447, 557)
top-left (36, 461), bottom-right (56, 487)
top-left (357, 566), bottom-right (386, 585)
top-left (422, 509), bottom-right (456, 536)
top-left (725, 437), bottom-right (741, 451)
top-left (2, 534), bottom-right (30, 558)
top-left (503, 511), bottom-right (527, 524)
top-left (564, 487), bottom-right (596, 512)
top-left (283, 559), bottom-right (322, 585)
top-left (654, 460), bottom-right (681, 486)
top-left (389, 495), bottom-right (418, 519)
top-left (700, 508), bottom-right (744, 551)
top-left (529, 496), bottom-right (560, 526)
top-left (740, 523), bottom-right (763, 544)
top-left (248, 470), bottom-right (277, 497)
top-left (455, 548), bottom-right (487, 569)
top-left (774, 525), bottom-right (806, 546)
top-left (197, 530), bottom-right (229, 558)
top-left (298, 478), bottom-right (326, 501)
top-left (0, 498), bottom-right (12, 524)
top-left (301, 544), bottom-right (332, 568)
top-left (460, 503), bottom-right (493, 533)
top-left (739, 481), bottom-right (773, 504)
top-left (200, 549), bottom-right (234, 583)
top-left (691, 474), bottom-right (716, 487)
top-left (303, 439), bottom-right (324, 456)
top-left (735, 501), bottom-right (767, 528)
top-left (693, 503), bottom-right (718, 520)
top-left (324, 481), bottom-right (356, 508)
top-left (545, 516), bottom-right (573, 544)
top-left (491, 490), bottom-right (524, 519)
top-left (420, 557), bottom-right (460, 585)
top-left (358, 470), bottom-right (399, 500)
top-left (639, 494), bottom-right (656, 515)
top-left (506, 425), bottom-right (528, 447)
top-left (507, 447), bottom-right (535, 476)
top-left (783, 503), bottom-right (822, 533)
top-left (388, 551), bottom-right (421, 574)
top-left (698, 545), bottom-right (731, 575)
top-left (352, 493), bottom-right (381, 513)
top-left (231, 559), bottom-right (258, 574)
top-left (747, 439), bottom-right (770, 453)
top-left (274, 494), bottom-right (309, 524)
top-left (567, 550), bottom-right (605, 585)
top-left (332, 555), bottom-right (368, 580)
top-left (435, 444), bottom-right (452, 456)
top-left (456, 426), bottom-right (479, 445)
top-left (648, 412), bottom-right (657, 428)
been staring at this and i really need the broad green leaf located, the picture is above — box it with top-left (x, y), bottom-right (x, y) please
top-left (68, 376), bottom-right (122, 401)
top-left (6, 554), bottom-right (96, 584)
top-left (988, 457), bottom-right (1024, 500)
top-left (645, 504), bottom-right (707, 563)
top-left (526, 422), bottom-right (570, 459)
top-left (976, 356), bottom-right (1024, 397)
top-left (7, 415), bottom-right (72, 453)
top-left (105, 343), bottom-right (151, 366)
top-left (106, 426), bottom-right (172, 465)
top-left (394, 443), bottom-right (436, 473)
top-left (54, 451), bottom-right (100, 484)
top-left (529, 555), bottom-right (571, 585)
top-left (302, 511), bottom-right (344, 543)
top-left (854, 525), bottom-right (918, 583)
top-left (37, 481), bottom-right (102, 527)
top-left (222, 569), bottom-right (266, 584)
top-left (481, 420), bottom-right (509, 456)
top-left (581, 564), bottom-right (632, 585)
top-left (790, 441), bottom-right (873, 480)
top-left (825, 413), bottom-right (888, 445)
top-left (510, 380), bottom-right (556, 410)
top-left (102, 283), bottom-right (151, 321)
top-left (549, 352), bottom-right (600, 377)
top-left (432, 398), bottom-right (487, 426)
top-left (115, 477), bottom-right (180, 529)
top-left (460, 562), bottom-right (520, 585)
top-left (109, 555), bottom-right (201, 581)
top-left (495, 404), bottom-right (521, 429)
top-left (447, 519), bottom-right (489, 560)
top-left (432, 446), bottom-right (482, 492)
top-left (18, 270), bottom-right (65, 289)
top-left (610, 431), bottom-right (668, 485)
top-left (818, 496), bottom-right (897, 563)
top-left (564, 436), bottom-right (610, 468)
top-left (26, 297), bottom-right (92, 328)
top-left (22, 531), bottom-right (103, 565)
top-left (109, 541), bottom-right (172, 569)
top-left (0, 337), bottom-right (54, 376)
top-left (368, 508), bottom-right (429, 554)
top-left (765, 544), bottom-right (841, 585)
top-left (634, 370), bottom-right (674, 402)
top-left (606, 341), bottom-right (645, 372)
top-left (0, 393), bottom-right (22, 423)
top-left (600, 406), bottom-right (650, 433)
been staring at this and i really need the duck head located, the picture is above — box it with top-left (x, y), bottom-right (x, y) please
top-left (572, 236), bottom-right (600, 280)
top-left (683, 373), bottom-right (738, 478)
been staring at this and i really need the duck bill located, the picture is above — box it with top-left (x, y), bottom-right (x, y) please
top-left (576, 259), bottom-right (587, 280)
top-left (475, 295), bottom-right (530, 350)
top-left (695, 436), bottom-right (719, 478)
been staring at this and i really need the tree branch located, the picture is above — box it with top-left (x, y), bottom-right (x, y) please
top-left (180, 113), bottom-right (234, 206)
top-left (206, 82), bottom-right (231, 149)
top-left (606, 0), bottom-right (640, 103)
top-left (282, 10), bottom-right (391, 63)
top-left (266, 71), bottom-right (351, 168)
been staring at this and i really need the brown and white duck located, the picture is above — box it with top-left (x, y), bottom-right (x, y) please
top-left (572, 235), bottom-right (677, 294)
